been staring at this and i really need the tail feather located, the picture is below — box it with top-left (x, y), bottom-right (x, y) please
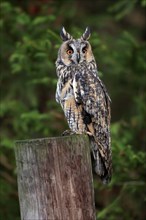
top-left (90, 137), bottom-right (111, 184)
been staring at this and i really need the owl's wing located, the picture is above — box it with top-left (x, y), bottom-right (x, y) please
top-left (73, 69), bottom-right (112, 183)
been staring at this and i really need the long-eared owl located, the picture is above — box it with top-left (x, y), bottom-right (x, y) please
top-left (55, 27), bottom-right (112, 184)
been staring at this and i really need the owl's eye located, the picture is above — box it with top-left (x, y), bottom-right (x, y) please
top-left (66, 49), bottom-right (73, 55)
top-left (82, 47), bottom-right (87, 53)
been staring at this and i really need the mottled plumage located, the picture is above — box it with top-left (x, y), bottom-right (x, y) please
top-left (55, 27), bottom-right (112, 184)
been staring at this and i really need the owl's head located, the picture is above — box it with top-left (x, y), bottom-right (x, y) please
top-left (57, 27), bottom-right (95, 66)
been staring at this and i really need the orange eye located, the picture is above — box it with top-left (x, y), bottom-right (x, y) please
top-left (66, 49), bottom-right (73, 55)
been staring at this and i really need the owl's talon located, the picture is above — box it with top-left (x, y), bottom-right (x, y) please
top-left (86, 131), bottom-right (93, 136)
top-left (62, 130), bottom-right (76, 136)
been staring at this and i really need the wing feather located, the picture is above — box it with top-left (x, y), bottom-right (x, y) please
top-left (73, 68), bottom-right (112, 183)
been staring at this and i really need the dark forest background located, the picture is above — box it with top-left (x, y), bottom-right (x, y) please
top-left (0, 0), bottom-right (146, 219)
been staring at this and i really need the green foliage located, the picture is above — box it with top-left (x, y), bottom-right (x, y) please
top-left (112, 122), bottom-right (146, 183)
top-left (1, 2), bottom-right (65, 144)
top-left (108, 0), bottom-right (146, 19)
top-left (108, 0), bottom-right (137, 20)
top-left (0, 1), bottom-right (146, 220)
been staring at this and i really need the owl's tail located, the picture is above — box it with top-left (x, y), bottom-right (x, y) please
top-left (89, 137), bottom-right (111, 184)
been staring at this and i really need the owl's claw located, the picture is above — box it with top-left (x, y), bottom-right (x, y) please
top-left (62, 130), bottom-right (92, 136)
top-left (62, 130), bottom-right (76, 136)
top-left (86, 131), bottom-right (93, 136)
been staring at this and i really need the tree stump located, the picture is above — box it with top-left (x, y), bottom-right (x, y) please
top-left (15, 135), bottom-right (96, 220)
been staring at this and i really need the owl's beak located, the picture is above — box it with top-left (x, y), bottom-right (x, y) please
top-left (77, 53), bottom-right (80, 63)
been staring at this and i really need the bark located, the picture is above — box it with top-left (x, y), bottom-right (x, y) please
top-left (15, 135), bottom-right (96, 220)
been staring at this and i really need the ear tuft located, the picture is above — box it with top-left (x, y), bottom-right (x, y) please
top-left (60, 27), bottom-right (73, 41)
top-left (81, 27), bottom-right (91, 41)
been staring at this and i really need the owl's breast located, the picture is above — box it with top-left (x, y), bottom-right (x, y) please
top-left (60, 79), bottom-right (73, 102)
top-left (63, 96), bottom-right (86, 133)
top-left (58, 78), bottom-right (85, 132)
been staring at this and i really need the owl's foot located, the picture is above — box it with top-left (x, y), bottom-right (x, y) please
top-left (86, 131), bottom-right (93, 136)
top-left (62, 130), bottom-right (76, 136)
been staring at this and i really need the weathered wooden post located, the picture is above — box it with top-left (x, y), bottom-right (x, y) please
top-left (15, 135), bottom-right (96, 220)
